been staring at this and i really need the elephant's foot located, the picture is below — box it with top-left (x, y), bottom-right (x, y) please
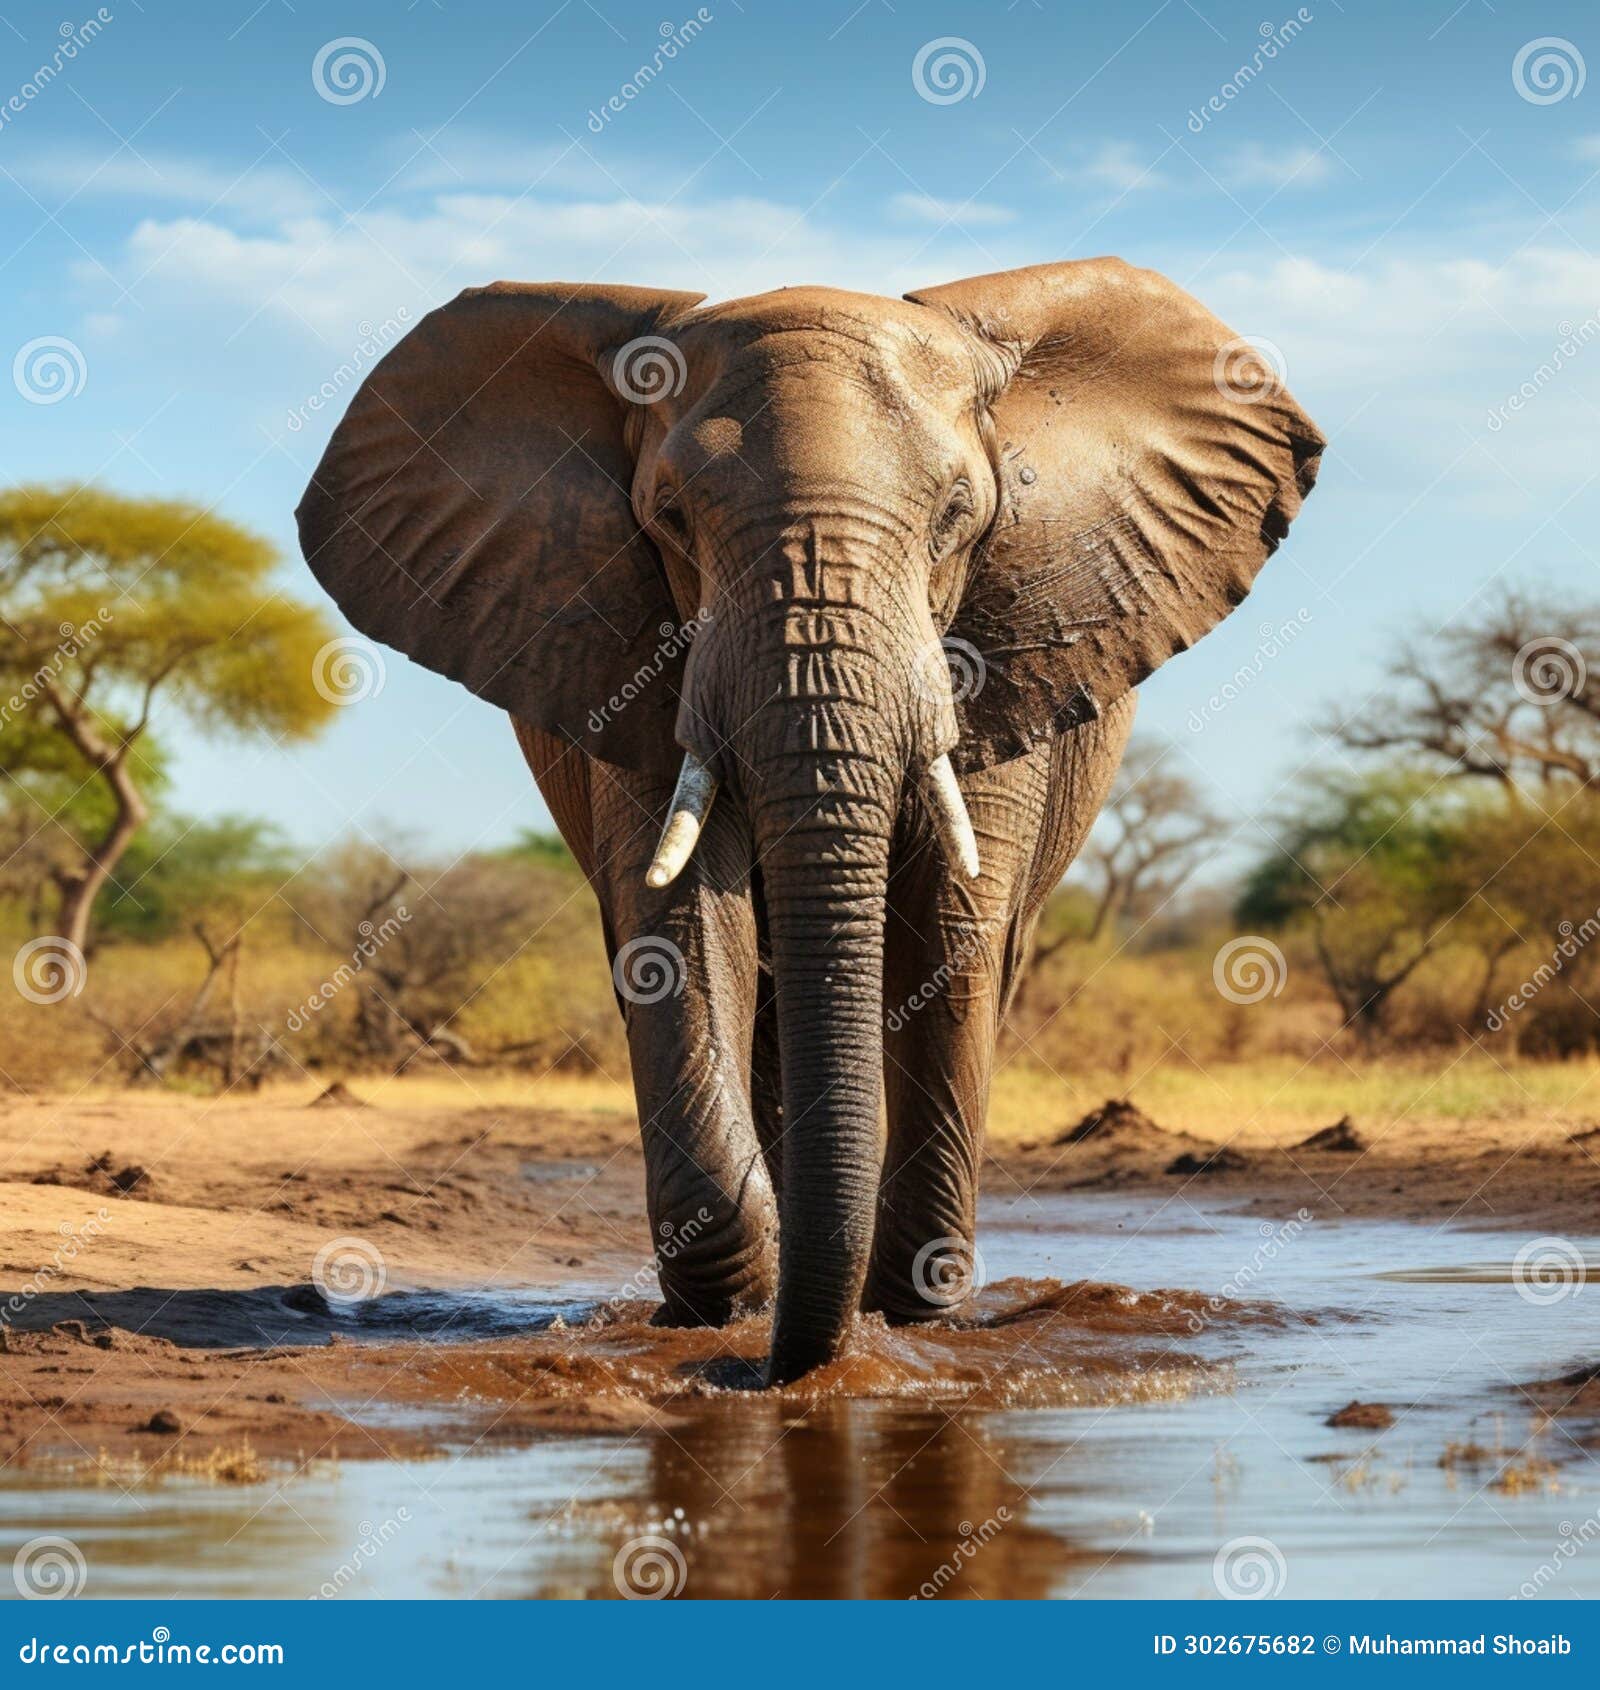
top-left (649, 1275), bottom-right (769, 1329)
top-left (863, 1212), bottom-right (982, 1326)
top-left (647, 1173), bottom-right (777, 1329)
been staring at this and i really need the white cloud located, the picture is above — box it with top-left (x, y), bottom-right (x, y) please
top-left (1072, 141), bottom-right (1170, 193)
top-left (72, 183), bottom-right (1019, 351)
top-left (15, 148), bottom-right (325, 223)
top-left (887, 192), bottom-right (1015, 228)
top-left (1200, 244), bottom-right (1600, 501)
top-left (1224, 143), bottom-right (1335, 189)
top-left (46, 142), bottom-right (1600, 511)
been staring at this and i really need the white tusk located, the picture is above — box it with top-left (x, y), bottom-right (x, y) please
top-left (923, 753), bottom-right (980, 881)
top-left (645, 753), bottom-right (718, 889)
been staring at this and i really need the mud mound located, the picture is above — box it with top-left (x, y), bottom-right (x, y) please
top-left (1053, 1097), bottom-right (1182, 1149)
top-left (30, 1150), bottom-right (156, 1200)
top-left (1166, 1146), bottom-right (1251, 1177)
top-left (1297, 1116), bottom-right (1367, 1154)
top-left (1326, 1399), bottom-right (1394, 1429)
top-left (1046, 1098), bottom-right (1215, 1188)
top-left (1517, 1359), bottom-right (1600, 1417)
top-left (308, 1081), bottom-right (367, 1108)
top-left (0, 1321), bottom-right (179, 1359)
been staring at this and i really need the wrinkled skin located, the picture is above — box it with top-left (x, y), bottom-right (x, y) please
top-left (298, 261), bottom-right (1323, 1384)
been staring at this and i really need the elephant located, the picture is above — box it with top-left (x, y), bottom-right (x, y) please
top-left (297, 259), bottom-right (1322, 1385)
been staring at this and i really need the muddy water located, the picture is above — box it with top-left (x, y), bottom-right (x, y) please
top-left (3, 1194), bottom-right (1597, 1600)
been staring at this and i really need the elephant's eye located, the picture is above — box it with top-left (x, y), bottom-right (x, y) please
top-left (651, 500), bottom-right (689, 549)
top-left (932, 480), bottom-right (975, 555)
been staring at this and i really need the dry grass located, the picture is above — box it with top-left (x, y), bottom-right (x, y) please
top-left (66, 1439), bottom-right (276, 1487)
top-left (10, 914), bottom-right (1600, 1162)
top-left (1438, 1421), bottom-right (1563, 1496)
top-left (986, 1052), bottom-right (1600, 1149)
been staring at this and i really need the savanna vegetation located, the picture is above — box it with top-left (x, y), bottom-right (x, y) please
top-left (3, 488), bottom-right (1597, 1099)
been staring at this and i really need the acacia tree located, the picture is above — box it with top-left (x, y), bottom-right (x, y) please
top-left (0, 485), bottom-right (337, 954)
top-left (1236, 769), bottom-right (1491, 1041)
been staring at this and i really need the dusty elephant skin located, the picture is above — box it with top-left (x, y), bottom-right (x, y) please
top-left (297, 259), bottom-right (1323, 1384)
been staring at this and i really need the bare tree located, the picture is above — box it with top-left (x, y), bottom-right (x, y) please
top-left (1330, 587), bottom-right (1600, 794)
top-left (1010, 739), bottom-right (1221, 1027)
top-left (292, 843), bottom-right (539, 1071)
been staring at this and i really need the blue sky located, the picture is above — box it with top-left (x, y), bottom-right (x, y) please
top-left (3, 0), bottom-right (1598, 866)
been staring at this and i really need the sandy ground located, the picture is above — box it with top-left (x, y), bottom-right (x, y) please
top-left (0, 1074), bottom-right (1595, 1471)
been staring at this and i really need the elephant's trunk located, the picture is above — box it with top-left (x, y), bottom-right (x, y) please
top-left (747, 697), bottom-right (900, 1385)
top-left (674, 541), bottom-right (973, 1384)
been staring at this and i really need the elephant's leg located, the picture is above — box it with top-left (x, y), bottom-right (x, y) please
top-left (513, 721), bottom-right (777, 1325)
top-left (866, 700), bottom-right (1137, 1322)
top-left (867, 761), bottom-right (1032, 1323)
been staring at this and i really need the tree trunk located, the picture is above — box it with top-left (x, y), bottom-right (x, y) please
top-left (53, 772), bottom-right (147, 954)
top-left (39, 687), bottom-right (148, 955)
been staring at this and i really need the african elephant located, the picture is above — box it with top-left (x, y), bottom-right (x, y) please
top-left (297, 259), bottom-right (1322, 1384)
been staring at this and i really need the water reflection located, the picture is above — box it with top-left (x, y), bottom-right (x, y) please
top-left (602, 1402), bottom-right (1079, 1599)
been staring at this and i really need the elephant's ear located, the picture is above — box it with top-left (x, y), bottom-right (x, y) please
top-left (297, 281), bottom-right (705, 770)
top-left (906, 260), bottom-right (1323, 772)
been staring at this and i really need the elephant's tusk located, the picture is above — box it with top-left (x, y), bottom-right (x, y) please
top-left (923, 753), bottom-right (980, 881)
top-left (645, 753), bottom-right (718, 889)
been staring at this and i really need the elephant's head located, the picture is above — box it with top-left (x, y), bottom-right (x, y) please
top-left (297, 261), bottom-right (1322, 1382)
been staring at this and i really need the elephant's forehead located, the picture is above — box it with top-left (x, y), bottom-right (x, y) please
top-left (678, 287), bottom-right (975, 390)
